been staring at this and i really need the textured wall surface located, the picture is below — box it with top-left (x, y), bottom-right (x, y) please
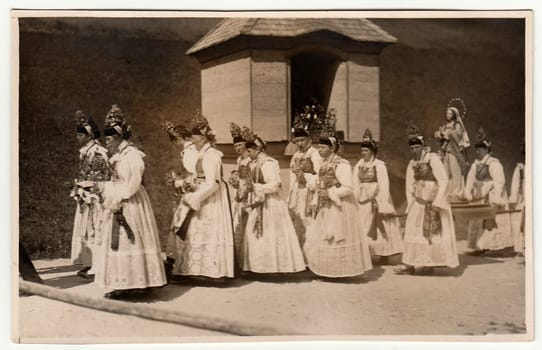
top-left (201, 51), bottom-right (252, 143)
top-left (250, 50), bottom-right (289, 141)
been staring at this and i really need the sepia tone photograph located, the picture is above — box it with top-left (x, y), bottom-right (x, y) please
top-left (11, 8), bottom-right (532, 345)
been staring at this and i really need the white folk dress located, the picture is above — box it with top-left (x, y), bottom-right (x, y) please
top-left (403, 151), bottom-right (459, 268)
top-left (465, 154), bottom-right (513, 251)
top-left (509, 162), bottom-right (525, 253)
top-left (353, 158), bottom-right (403, 257)
top-left (287, 146), bottom-right (321, 253)
top-left (304, 154), bottom-right (373, 277)
top-left (172, 143), bottom-right (235, 278)
top-left (165, 142), bottom-right (198, 259)
top-left (242, 153), bottom-right (306, 273)
top-left (70, 140), bottom-right (110, 270)
top-left (96, 141), bottom-right (167, 290)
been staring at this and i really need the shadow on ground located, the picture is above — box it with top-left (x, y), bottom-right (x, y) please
top-left (43, 275), bottom-right (94, 289)
top-left (37, 264), bottom-right (81, 275)
top-left (239, 269), bottom-right (316, 284)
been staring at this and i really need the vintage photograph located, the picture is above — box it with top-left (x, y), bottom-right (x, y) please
top-left (13, 10), bottom-right (531, 343)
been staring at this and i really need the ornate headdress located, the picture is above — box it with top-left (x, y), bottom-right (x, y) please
top-left (317, 109), bottom-right (339, 152)
top-left (291, 102), bottom-right (329, 141)
top-left (75, 109), bottom-right (100, 139)
top-left (291, 115), bottom-right (311, 138)
top-left (475, 126), bottom-right (491, 150)
top-left (360, 128), bottom-right (377, 153)
top-left (407, 120), bottom-right (425, 146)
top-left (104, 104), bottom-right (131, 139)
top-left (189, 111), bottom-right (215, 141)
top-left (161, 120), bottom-right (191, 141)
top-left (242, 126), bottom-right (265, 150)
top-left (447, 97), bottom-right (467, 120)
top-left (230, 122), bottom-right (246, 144)
top-left (240, 126), bottom-right (257, 142)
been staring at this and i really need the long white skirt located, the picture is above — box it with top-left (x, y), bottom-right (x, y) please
top-left (467, 212), bottom-right (514, 251)
top-left (305, 195), bottom-right (373, 277)
top-left (403, 201), bottom-right (459, 268)
top-left (358, 201), bottom-right (403, 257)
top-left (243, 193), bottom-right (306, 273)
top-left (172, 182), bottom-right (235, 278)
top-left (71, 202), bottom-right (105, 268)
top-left (95, 187), bottom-right (167, 290)
top-left (287, 184), bottom-right (316, 253)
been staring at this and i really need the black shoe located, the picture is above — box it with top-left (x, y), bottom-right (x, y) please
top-left (104, 290), bottom-right (126, 299)
top-left (77, 267), bottom-right (94, 280)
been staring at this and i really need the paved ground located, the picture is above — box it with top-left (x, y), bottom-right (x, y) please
top-left (16, 241), bottom-right (527, 343)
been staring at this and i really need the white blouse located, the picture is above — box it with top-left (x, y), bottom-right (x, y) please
top-left (102, 140), bottom-right (145, 211)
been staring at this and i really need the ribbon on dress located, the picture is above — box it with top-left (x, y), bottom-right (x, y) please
top-left (365, 200), bottom-right (388, 241)
top-left (110, 207), bottom-right (135, 250)
top-left (415, 198), bottom-right (441, 244)
top-left (175, 205), bottom-right (196, 241)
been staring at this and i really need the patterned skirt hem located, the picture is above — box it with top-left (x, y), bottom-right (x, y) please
top-left (401, 241), bottom-right (459, 268)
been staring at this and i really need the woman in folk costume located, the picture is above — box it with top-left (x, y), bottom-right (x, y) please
top-left (395, 122), bottom-right (459, 275)
top-left (70, 110), bottom-right (111, 279)
top-left (352, 129), bottom-right (403, 263)
top-left (287, 112), bottom-right (322, 253)
top-left (241, 133), bottom-right (306, 273)
top-left (433, 98), bottom-right (471, 202)
top-left (171, 113), bottom-right (235, 279)
top-left (464, 127), bottom-right (513, 255)
top-left (509, 143), bottom-right (526, 256)
top-left (161, 121), bottom-right (198, 273)
top-left (95, 105), bottom-right (166, 299)
top-left (304, 121), bottom-right (373, 278)
top-left (227, 123), bottom-right (253, 269)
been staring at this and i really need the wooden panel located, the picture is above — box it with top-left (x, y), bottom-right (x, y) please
top-left (328, 62), bottom-right (348, 139)
top-left (201, 52), bottom-right (251, 143)
top-left (347, 59), bottom-right (380, 142)
top-left (250, 51), bottom-right (289, 141)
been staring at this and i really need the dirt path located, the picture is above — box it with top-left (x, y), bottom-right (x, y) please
top-left (16, 241), bottom-right (527, 342)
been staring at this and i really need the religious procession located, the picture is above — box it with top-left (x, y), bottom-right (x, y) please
top-left (15, 17), bottom-right (528, 339)
top-left (25, 96), bottom-right (524, 301)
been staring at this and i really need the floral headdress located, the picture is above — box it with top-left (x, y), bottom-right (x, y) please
top-left (360, 128), bottom-right (377, 152)
top-left (475, 126), bottom-right (492, 150)
top-left (317, 109), bottom-right (339, 151)
top-left (104, 104), bottom-right (132, 139)
top-left (229, 122), bottom-right (248, 144)
top-left (242, 126), bottom-right (265, 150)
top-left (291, 101), bottom-right (334, 142)
top-left (189, 111), bottom-right (215, 142)
top-left (75, 109), bottom-right (100, 139)
top-left (407, 120), bottom-right (425, 146)
top-left (240, 126), bottom-right (257, 142)
top-left (161, 120), bottom-right (191, 140)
